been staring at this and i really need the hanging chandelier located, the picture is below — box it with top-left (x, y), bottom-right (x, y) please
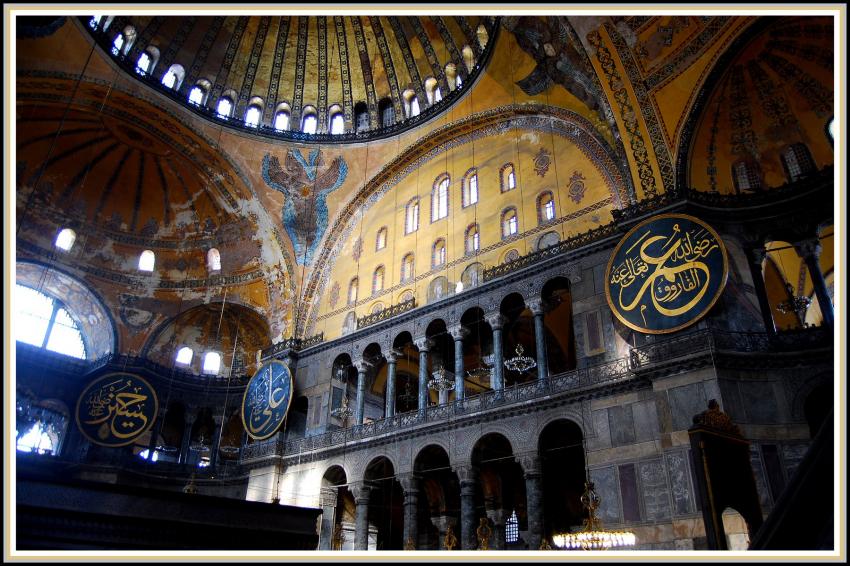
top-left (503, 344), bottom-right (536, 373)
top-left (428, 364), bottom-right (455, 392)
top-left (190, 433), bottom-right (210, 454)
top-left (399, 379), bottom-right (417, 407)
top-left (330, 392), bottom-right (353, 420)
top-left (553, 481), bottom-right (636, 550)
top-left (776, 282), bottom-right (811, 320)
top-left (466, 363), bottom-right (491, 382)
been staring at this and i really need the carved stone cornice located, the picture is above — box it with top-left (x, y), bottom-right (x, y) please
top-left (691, 399), bottom-right (743, 438)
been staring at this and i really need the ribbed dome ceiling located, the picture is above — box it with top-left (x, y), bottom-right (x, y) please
top-left (86, 15), bottom-right (497, 140)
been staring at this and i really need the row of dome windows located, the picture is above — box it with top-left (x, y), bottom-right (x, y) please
top-left (54, 229), bottom-right (223, 273)
top-left (175, 347), bottom-right (222, 375)
top-left (93, 16), bottom-right (486, 134)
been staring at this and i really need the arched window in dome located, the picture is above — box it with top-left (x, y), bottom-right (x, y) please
top-left (207, 248), bottom-right (221, 272)
top-left (161, 64), bottom-right (184, 90)
top-left (111, 33), bottom-right (125, 56)
top-left (401, 253), bottom-right (415, 282)
top-left (329, 105), bottom-right (345, 134)
top-left (373, 265), bottom-right (385, 295)
top-left (216, 97), bottom-right (234, 119)
top-left (476, 24), bottom-right (489, 49)
top-left (432, 239), bottom-right (446, 268)
top-left (780, 143), bottom-right (816, 183)
top-left (274, 103), bottom-right (291, 131)
top-left (55, 228), bottom-right (76, 252)
top-left (301, 107), bottom-right (318, 134)
top-left (431, 174), bottom-right (450, 222)
top-left (112, 26), bottom-right (136, 56)
top-left (445, 63), bottom-right (460, 91)
top-left (465, 223), bottom-right (480, 254)
top-left (137, 47), bottom-right (158, 76)
top-left (244, 106), bottom-right (261, 127)
top-left (378, 98), bottom-right (395, 127)
top-left (827, 117), bottom-right (835, 141)
top-left (732, 160), bottom-right (762, 193)
top-left (354, 101), bottom-right (369, 133)
top-left (402, 90), bottom-right (419, 118)
top-left (348, 277), bottom-right (359, 305)
top-left (139, 250), bottom-right (155, 272)
top-left (537, 191), bottom-right (556, 223)
top-left (463, 168), bottom-right (479, 207)
top-left (202, 352), bottom-right (221, 375)
top-left (405, 198), bottom-right (420, 234)
top-left (455, 73), bottom-right (463, 89)
top-left (424, 77), bottom-right (440, 105)
top-left (15, 284), bottom-right (86, 359)
top-left (376, 227), bottom-right (388, 251)
top-left (188, 80), bottom-right (210, 106)
top-left (500, 163), bottom-right (517, 192)
top-left (462, 45), bottom-right (476, 73)
top-left (175, 346), bottom-right (193, 365)
top-left (501, 207), bottom-right (519, 239)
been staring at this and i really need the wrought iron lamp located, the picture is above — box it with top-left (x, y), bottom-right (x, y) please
top-left (776, 282), bottom-right (811, 323)
top-left (503, 343), bottom-right (536, 374)
top-left (398, 378), bottom-right (417, 409)
top-left (330, 363), bottom-right (354, 421)
top-left (553, 481), bottom-right (636, 550)
top-left (428, 363), bottom-right (455, 392)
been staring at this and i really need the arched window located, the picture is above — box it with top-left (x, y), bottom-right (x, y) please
top-left (301, 107), bottom-right (318, 134)
top-left (89, 15), bottom-right (103, 30)
top-left (202, 352), bottom-right (221, 375)
top-left (780, 143), bottom-right (816, 182)
top-left (348, 277), bottom-right (359, 304)
top-left (354, 101), bottom-right (369, 132)
top-left (462, 45), bottom-right (476, 73)
top-left (501, 163), bottom-right (517, 192)
top-left (424, 77), bottom-right (439, 105)
top-left (501, 208), bottom-right (519, 239)
top-left (111, 33), bottom-right (125, 56)
top-left (378, 98), bottom-right (395, 127)
top-left (160, 64), bottom-right (184, 90)
top-left (431, 175), bottom-right (450, 221)
top-left (432, 239), bottom-right (446, 268)
top-left (372, 265), bottom-right (385, 294)
top-left (376, 227), bottom-right (388, 251)
top-left (455, 73), bottom-right (463, 89)
top-left (505, 510), bottom-right (519, 544)
top-left (216, 97), bottom-right (234, 119)
top-left (274, 103), bottom-right (291, 131)
top-left (403, 90), bottom-right (419, 118)
top-left (537, 191), bottom-right (556, 223)
top-left (188, 80), bottom-right (210, 106)
top-left (827, 117), bottom-right (835, 141)
top-left (139, 250), bottom-right (155, 272)
top-left (465, 224), bottom-right (480, 254)
top-left (207, 248), bottom-right (221, 272)
top-left (15, 284), bottom-right (86, 359)
top-left (175, 346), bottom-right (193, 365)
top-left (401, 254), bottom-right (415, 282)
top-left (445, 63), bottom-right (459, 91)
top-left (55, 228), bottom-right (76, 251)
top-left (244, 106), bottom-right (261, 127)
top-left (732, 160), bottom-right (762, 193)
top-left (463, 168), bottom-right (479, 207)
top-left (329, 109), bottom-right (345, 134)
top-left (476, 24), bottom-right (489, 49)
top-left (136, 51), bottom-right (152, 75)
top-left (405, 198), bottom-right (420, 234)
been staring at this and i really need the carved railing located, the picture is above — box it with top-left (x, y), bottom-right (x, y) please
top-left (261, 332), bottom-right (325, 358)
top-left (79, 16), bottom-right (499, 145)
top-left (357, 299), bottom-right (416, 329)
top-left (483, 223), bottom-right (619, 281)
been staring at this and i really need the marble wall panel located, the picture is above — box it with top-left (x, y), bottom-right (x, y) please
top-left (639, 458), bottom-right (672, 521)
top-left (668, 383), bottom-right (707, 431)
top-left (608, 404), bottom-right (636, 446)
top-left (619, 463), bottom-right (641, 522)
top-left (590, 465), bottom-right (621, 523)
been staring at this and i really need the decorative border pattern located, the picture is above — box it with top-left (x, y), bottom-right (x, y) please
top-left (454, 16), bottom-right (481, 57)
top-left (350, 16), bottom-right (378, 128)
top-left (333, 17), bottom-right (354, 126)
top-left (388, 17), bottom-right (427, 111)
top-left (368, 16), bottom-right (402, 120)
top-left (644, 17), bottom-right (731, 91)
top-left (759, 52), bottom-right (832, 118)
top-left (263, 17), bottom-right (291, 123)
top-left (236, 16), bottom-right (270, 116)
top-left (431, 17), bottom-right (463, 78)
top-left (410, 18), bottom-right (448, 94)
top-left (127, 16), bottom-right (165, 63)
top-left (209, 16), bottom-right (248, 104)
top-left (184, 16), bottom-right (224, 94)
top-left (317, 17), bottom-right (329, 130)
top-left (291, 16), bottom-right (309, 127)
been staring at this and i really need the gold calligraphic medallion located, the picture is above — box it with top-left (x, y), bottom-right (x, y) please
top-left (241, 360), bottom-right (293, 440)
top-left (605, 213), bottom-right (728, 334)
top-left (75, 373), bottom-right (158, 447)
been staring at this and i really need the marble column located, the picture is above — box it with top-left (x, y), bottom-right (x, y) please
top-left (385, 350), bottom-right (399, 418)
top-left (485, 314), bottom-right (506, 392)
top-left (519, 452), bottom-right (543, 549)
top-left (178, 409), bottom-right (197, 464)
top-left (209, 415), bottom-right (224, 469)
top-left (486, 509), bottom-right (507, 550)
top-left (526, 297), bottom-right (548, 380)
top-left (431, 515), bottom-right (457, 550)
top-left (353, 359), bottom-right (372, 426)
top-left (456, 465), bottom-right (479, 550)
top-left (413, 338), bottom-right (433, 414)
top-left (448, 324), bottom-right (469, 403)
top-left (318, 486), bottom-right (338, 550)
top-left (746, 246), bottom-right (777, 335)
top-left (399, 474), bottom-right (420, 549)
top-left (352, 482), bottom-right (372, 550)
top-left (794, 238), bottom-right (833, 326)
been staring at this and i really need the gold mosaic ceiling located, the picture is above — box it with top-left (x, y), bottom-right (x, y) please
top-left (87, 15), bottom-right (497, 137)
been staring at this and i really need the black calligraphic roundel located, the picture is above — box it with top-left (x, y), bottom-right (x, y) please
top-left (605, 213), bottom-right (728, 334)
top-left (241, 360), bottom-right (293, 440)
top-left (75, 373), bottom-right (159, 447)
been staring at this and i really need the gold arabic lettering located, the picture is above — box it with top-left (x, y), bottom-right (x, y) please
top-left (83, 379), bottom-right (150, 440)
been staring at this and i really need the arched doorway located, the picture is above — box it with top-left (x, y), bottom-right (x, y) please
top-left (538, 419), bottom-right (586, 542)
top-left (320, 465), bottom-right (351, 550)
top-left (415, 444), bottom-right (460, 549)
top-left (471, 433), bottom-right (526, 549)
top-left (541, 277), bottom-right (577, 374)
top-left (363, 456), bottom-right (404, 550)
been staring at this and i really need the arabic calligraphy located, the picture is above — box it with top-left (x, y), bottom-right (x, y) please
top-left (242, 360), bottom-right (292, 440)
top-left (606, 214), bottom-right (728, 334)
top-left (75, 373), bottom-right (158, 447)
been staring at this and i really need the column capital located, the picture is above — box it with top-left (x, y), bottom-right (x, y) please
top-left (484, 313), bottom-right (507, 330)
top-left (397, 472), bottom-right (421, 495)
top-left (385, 349), bottom-right (402, 363)
top-left (793, 237), bottom-right (822, 260)
top-left (525, 297), bottom-right (546, 315)
top-left (517, 452), bottom-right (542, 476)
top-left (454, 463), bottom-right (478, 483)
top-left (447, 324), bottom-right (470, 341)
top-left (352, 359), bottom-right (373, 372)
top-left (413, 337), bottom-right (433, 352)
top-left (349, 481), bottom-right (372, 503)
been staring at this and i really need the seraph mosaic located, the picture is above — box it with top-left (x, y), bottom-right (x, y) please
top-left (262, 149), bottom-right (348, 265)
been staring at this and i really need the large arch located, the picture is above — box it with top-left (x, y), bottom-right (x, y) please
top-left (414, 444), bottom-right (460, 550)
top-left (538, 419), bottom-right (586, 542)
top-left (363, 456), bottom-right (404, 550)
